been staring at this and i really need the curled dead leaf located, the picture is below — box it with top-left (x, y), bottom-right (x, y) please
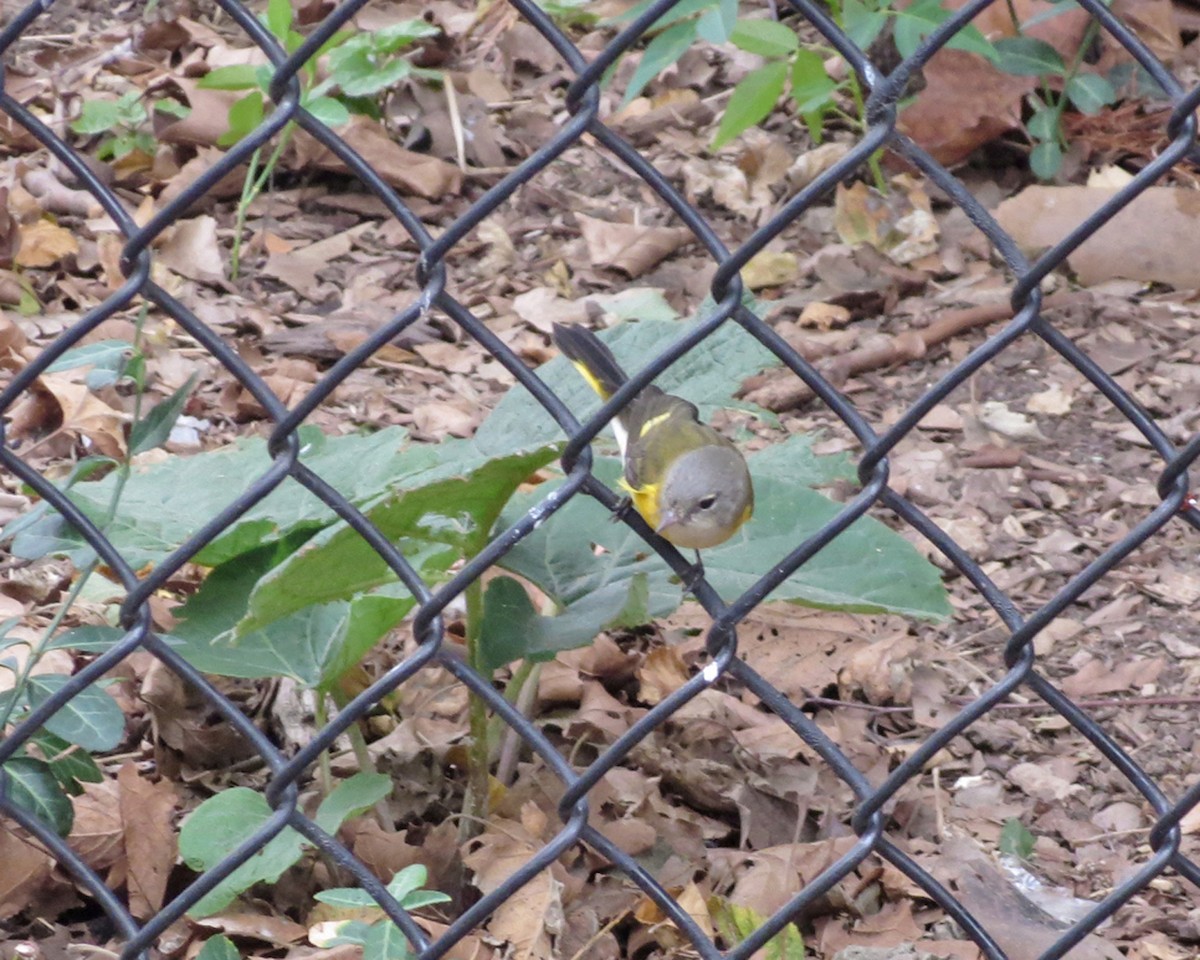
top-left (576, 214), bottom-right (693, 278)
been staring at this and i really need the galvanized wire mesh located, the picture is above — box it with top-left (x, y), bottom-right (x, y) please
top-left (1, 0), bottom-right (1199, 958)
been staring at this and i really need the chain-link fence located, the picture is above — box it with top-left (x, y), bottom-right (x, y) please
top-left (2, 0), bottom-right (1199, 957)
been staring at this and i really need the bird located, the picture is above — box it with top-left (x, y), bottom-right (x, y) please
top-left (551, 323), bottom-right (753, 553)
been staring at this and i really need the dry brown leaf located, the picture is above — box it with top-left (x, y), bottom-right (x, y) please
top-left (15, 219), bottom-right (79, 268)
top-left (1061, 656), bottom-right (1164, 698)
top-left (1026, 384), bottom-right (1073, 415)
top-left (195, 912), bottom-right (308, 946)
top-left (158, 215), bottom-right (225, 284)
top-left (296, 117), bottom-right (463, 199)
top-left (71, 778), bottom-right (125, 873)
top-left (576, 214), bottom-right (692, 277)
top-left (412, 400), bottom-right (476, 438)
top-left (511, 286), bottom-right (588, 334)
top-left (0, 829), bottom-right (54, 920)
top-left (834, 178), bottom-right (938, 265)
top-left (462, 806), bottom-right (564, 960)
top-left (636, 646), bottom-right (689, 705)
top-left (260, 224), bottom-right (369, 297)
top-left (118, 762), bottom-right (178, 918)
top-left (798, 301), bottom-right (850, 330)
top-left (1007, 761), bottom-right (1077, 802)
top-left (995, 186), bottom-right (1200, 287)
top-left (7, 371), bottom-right (127, 459)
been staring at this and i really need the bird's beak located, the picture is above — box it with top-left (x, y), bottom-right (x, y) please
top-left (655, 510), bottom-right (680, 534)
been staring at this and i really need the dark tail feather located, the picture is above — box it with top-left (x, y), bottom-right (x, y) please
top-left (551, 323), bottom-right (628, 399)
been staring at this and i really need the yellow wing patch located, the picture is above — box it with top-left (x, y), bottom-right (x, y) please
top-left (638, 411), bottom-right (672, 438)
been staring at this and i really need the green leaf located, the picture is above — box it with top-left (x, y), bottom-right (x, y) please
top-left (181, 774), bottom-right (393, 918)
top-left (702, 437), bottom-right (949, 616)
top-left (477, 318), bottom-right (778, 455)
top-left (219, 91), bottom-right (265, 147)
top-left (195, 935), bottom-right (240, 960)
top-left (25, 675), bottom-right (125, 752)
top-left (30, 730), bottom-right (103, 794)
top-left (789, 48), bottom-right (838, 114)
top-left (314, 773), bottom-right (392, 835)
top-left (622, 20), bottom-right (698, 105)
top-left (114, 91), bottom-right (147, 126)
top-left (398, 889), bottom-right (452, 909)
top-left (992, 36), bottom-right (1066, 77)
top-left (495, 434), bottom-right (946, 623)
top-left (130, 373), bottom-right (198, 456)
top-left (47, 625), bottom-right (128, 652)
top-left (266, 0), bottom-right (293, 40)
top-left (169, 545), bottom-right (444, 687)
top-left (729, 19), bottom-right (799, 58)
top-left (337, 56), bottom-right (414, 97)
top-left (480, 569), bottom-right (653, 670)
top-left (1065, 73), bottom-right (1116, 115)
top-left (154, 98), bottom-right (191, 119)
top-left (712, 899), bottom-right (804, 960)
top-left (893, 0), bottom-right (996, 62)
top-left (197, 64), bottom-right (263, 90)
top-left (1030, 139), bottom-right (1063, 179)
top-left (2, 757), bottom-right (73, 835)
top-left (323, 920), bottom-right (377, 947)
top-left (999, 817), bottom-right (1036, 859)
top-left (46, 338), bottom-right (131, 375)
top-left (15, 427), bottom-right (394, 569)
top-left (371, 18), bottom-right (442, 52)
top-left (71, 100), bottom-right (123, 135)
top-left (610, 0), bottom-right (718, 32)
top-left (364, 920), bottom-right (414, 960)
top-left (386, 864), bottom-right (430, 902)
top-left (179, 787), bottom-right (305, 917)
top-left (695, 0), bottom-right (737, 44)
top-left (315, 888), bottom-right (379, 908)
top-left (712, 59), bottom-right (788, 149)
top-left (306, 95), bottom-right (352, 127)
top-left (1026, 105), bottom-right (1059, 141)
top-left (233, 438), bottom-right (558, 639)
top-left (840, 0), bottom-right (888, 49)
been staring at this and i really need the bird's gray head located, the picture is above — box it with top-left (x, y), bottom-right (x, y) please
top-left (656, 445), bottom-right (753, 550)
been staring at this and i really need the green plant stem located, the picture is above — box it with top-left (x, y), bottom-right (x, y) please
top-left (229, 124), bottom-right (294, 280)
top-left (0, 306), bottom-right (150, 734)
top-left (462, 576), bottom-right (490, 837)
top-left (845, 72), bottom-right (887, 191)
top-left (314, 693), bottom-right (334, 796)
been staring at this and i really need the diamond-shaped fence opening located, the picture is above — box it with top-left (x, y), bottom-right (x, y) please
top-left (1, 0), bottom-right (1199, 958)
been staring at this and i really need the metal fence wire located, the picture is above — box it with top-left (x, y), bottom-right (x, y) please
top-left (2, 0), bottom-right (1200, 957)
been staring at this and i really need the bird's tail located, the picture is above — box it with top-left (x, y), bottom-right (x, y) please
top-left (551, 323), bottom-right (628, 400)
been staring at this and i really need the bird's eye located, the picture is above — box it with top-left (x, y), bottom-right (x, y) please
top-left (698, 495), bottom-right (717, 510)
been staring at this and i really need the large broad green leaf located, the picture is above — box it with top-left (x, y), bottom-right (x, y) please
top-left (476, 318), bottom-right (779, 456)
top-left (484, 458), bottom-right (683, 669)
top-left (235, 438), bottom-right (558, 637)
top-left (10, 427), bottom-right (415, 569)
top-left (485, 436), bottom-right (947, 665)
top-left (701, 438), bottom-right (950, 618)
